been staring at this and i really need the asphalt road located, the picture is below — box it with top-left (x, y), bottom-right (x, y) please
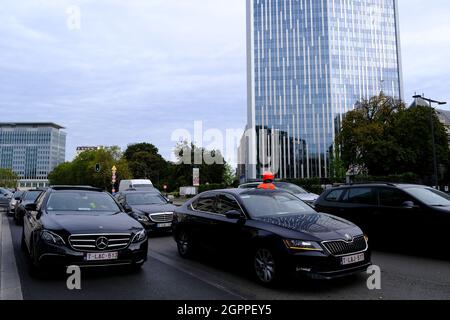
top-left (7, 216), bottom-right (450, 300)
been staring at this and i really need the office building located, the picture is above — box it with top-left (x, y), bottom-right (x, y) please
top-left (240, 0), bottom-right (403, 180)
top-left (0, 123), bottom-right (66, 188)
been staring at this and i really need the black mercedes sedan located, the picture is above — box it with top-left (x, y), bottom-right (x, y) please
top-left (22, 186), bottom-right (148, 273)
top-left (115, 190), bottom-right (176, 233)
top-left (173, 189), bottom-right (371, 285)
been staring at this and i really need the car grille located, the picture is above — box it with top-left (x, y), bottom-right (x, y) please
top-left (149, 212), bottom-right (173, 223)
top-left (69, 234), bottom-right (132, 252)
top-left (322, 236), bottom-right (367, 256)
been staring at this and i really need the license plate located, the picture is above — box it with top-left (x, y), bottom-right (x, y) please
top-left (85, 252), bottom-right (118, 261)
top-left (157, 223), bottom-right (172, 228)
top-left (341, 253), bottom-right (365, 266)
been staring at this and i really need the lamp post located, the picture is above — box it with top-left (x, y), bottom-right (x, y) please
top-left (413, 95), bottom-right (447, 187)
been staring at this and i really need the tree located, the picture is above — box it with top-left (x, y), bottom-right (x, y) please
top-left (336, 93), bottom-right (450, 182)
top-left (124, 143), bottom-right (169, 189)
top-left (336, 93), bottom-right (406, 176)
top-left (0, 168), bottom-right (19, 189)
top-left (172, 141), bottom-right (228, 188)
top-left (49, 147), bottom-right (132, 190)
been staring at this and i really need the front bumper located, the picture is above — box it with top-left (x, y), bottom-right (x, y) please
top-left (36, 240), bottom-right (148, 268)
top-left (282, 248), bottom-right (372, 280)
top-left (139, 221), bottom-right (173, 233)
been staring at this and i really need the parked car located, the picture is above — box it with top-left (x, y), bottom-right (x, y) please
top-left (314, 183), bottom-right (450, 250)
top-left (239, 182), bottom-right (320, 205)
top-left (173, 189), bottom-right (371, 285)
top-left (10, 191), bottom-right (25, 212)
top-left (119, 179), bottom-right (153, 192)
top-left (0, 188), bottom-right (13, 214)
top-left (14, 189), bottom-right (45, 225)
top-left (22, 186), bottom-right (148, 273)
top-left (115, 189), bottom-right (176, 233)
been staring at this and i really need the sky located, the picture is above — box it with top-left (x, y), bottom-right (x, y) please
top-left (0, 0), bottom-right (449, 163)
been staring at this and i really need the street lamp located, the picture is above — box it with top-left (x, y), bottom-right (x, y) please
top-left (413, 95), bottom-right (447, 187)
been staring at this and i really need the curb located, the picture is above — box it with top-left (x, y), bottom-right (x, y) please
top-left (0, 212), bottom-right (23, 300)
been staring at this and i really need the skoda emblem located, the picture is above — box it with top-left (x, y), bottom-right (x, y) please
top-left (96, 237), bottom-right (109, 250)
top-left (344, 234), bottom-right (353, 242)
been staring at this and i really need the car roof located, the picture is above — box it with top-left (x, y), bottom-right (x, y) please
top-left (49, 186), bottom-right (104, 192)
top-left (329, 183), bottom-right (427, 189)
top-left (201, 188), bottom-right (291, 196)
top-left (119, 188), bottom-right (160, 194)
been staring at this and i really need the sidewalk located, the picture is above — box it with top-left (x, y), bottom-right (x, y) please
top-left (0, 212), bottom-right (23, 300)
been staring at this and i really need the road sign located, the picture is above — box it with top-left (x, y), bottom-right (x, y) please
top-left (193, 168), bottom-right (200, 187)
top-left (112, 166), bottom-right (117, 173)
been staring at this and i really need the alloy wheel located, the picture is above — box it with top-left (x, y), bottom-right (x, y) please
top-left (254, 248), bottom-right (276, 284)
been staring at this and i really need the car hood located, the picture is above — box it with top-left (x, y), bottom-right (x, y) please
top-left (296, 193), bottom-right (319, 201)
top-left (131, 204), bottom-right (177, 215)
top-left (253, 213), bottom-right (362, 241)
top-left (42, 211), bottom-right (143, 234)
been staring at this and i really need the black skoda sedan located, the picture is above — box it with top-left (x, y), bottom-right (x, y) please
top-left (22, 186), bottom-right (148, 273)
top-left (173, 189), bottom-right (371, 285)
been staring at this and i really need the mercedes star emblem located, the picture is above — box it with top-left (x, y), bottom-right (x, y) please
top-left (95, 236), bottom-right (109, 250)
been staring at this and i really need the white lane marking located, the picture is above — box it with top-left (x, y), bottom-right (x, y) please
top-left (148, 250), bottom-right (248, 300)
top-left (0, 213), bottom-right (24, 300)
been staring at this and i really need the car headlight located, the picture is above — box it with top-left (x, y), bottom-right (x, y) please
top-left (283, 239), bottom-right (323, 251)
top-left (135, 215), bottom-right (150, 223)
top-left (132, 229), bottom-right (147, 243)
top-left (41, 230), bottom-right (66, 246)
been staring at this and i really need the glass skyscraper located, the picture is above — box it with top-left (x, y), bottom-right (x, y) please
top-left (0, 123), bottom-right (66, 188)
top-left (240, 0), bottom-right (403, 180)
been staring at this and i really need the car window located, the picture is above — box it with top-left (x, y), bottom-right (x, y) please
top-left (46, 192), bottom-right (120, 213)
top-left (405, 187), bottom-right (450, 207)
top-left (379, 188), bottom-right (411, 207)
top-left (344, 188), bottom-right (376, 205)
top-left (23, 191), bottom-right (42, 202)
top-left (216, 194), bottom-right (242, 215)
top-left (192, 194), bottom-right (216, 213)
top-left (325, 189), bottom-right (345, 202)
top-left (240, 192), bottom-right (314, 218)
top-left (275, 183), bottom-right (308, 194)
top-left (126, 193), bottom-right (167, 205)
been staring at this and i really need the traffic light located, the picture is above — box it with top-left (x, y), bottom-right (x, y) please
top-left (95, 163), bottom-right (101, 173)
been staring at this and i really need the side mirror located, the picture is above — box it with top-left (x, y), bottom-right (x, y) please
top-left (14, 197), bottom-right (21, 201)
top-left (25, 203), bottom-right (37, 211)
top-left (123, 204), bottom-right (133, 213)
top-left (225, 210), bottom-right (243, 219)
top-left (402, 201), bottom-right (415, 209)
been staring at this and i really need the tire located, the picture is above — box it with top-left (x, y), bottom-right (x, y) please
top-left (129, 263), bottom-right (144, 272)
top-left (176, 230), bottom-right (195, 258)
top-left (253, 247), bottom-right (280, 286)
top-left (21, 231), bottom-right (27, 252)
top-left (14, 213), bottom-right (23, 226)
top-left (27, 238), bottom-right (41, 277)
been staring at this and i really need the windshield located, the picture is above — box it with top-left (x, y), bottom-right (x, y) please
top-left (24, 191), bottom-right (42, 202)
top-left (126, 193), bottom-right (167, 205)
top-left (47, 192), bottom-right (120, 213)
top-left (275, 183), bottom-right (308, 194)
top-left (405, 187), bottom-right (450, 207)
top-left (0, 188), bottom-right (12, 197)
top-left (240, 192), bottom-right (314, 218)
top-left (133, 184), bottom-right (153, 188)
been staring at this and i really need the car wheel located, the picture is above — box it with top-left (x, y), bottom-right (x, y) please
top-left (254, 248), bottom-right (279, 286)
top-left (14, 213), bottom-right (22, 226)
top-left (177, 230), bottom-right (194, 258)
top-left (21, 231), bottom-right (27, 252)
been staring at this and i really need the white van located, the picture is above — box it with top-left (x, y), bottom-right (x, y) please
top-left (119, 179), bottom-right (153, 192)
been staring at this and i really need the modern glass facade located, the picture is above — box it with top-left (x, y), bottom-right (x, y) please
top-left (241, 0), bottom-right (403, 180)
top-left (0, 123), bottom-right (66, 188)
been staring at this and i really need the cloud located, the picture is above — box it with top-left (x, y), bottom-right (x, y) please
top-left (0, 0), bottom-right (247, 162)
